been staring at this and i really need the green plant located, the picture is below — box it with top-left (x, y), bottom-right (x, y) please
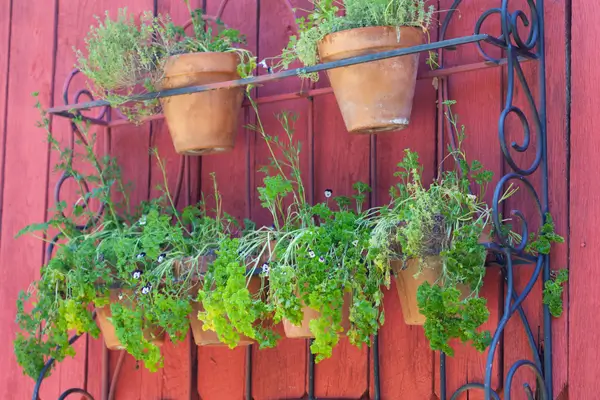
top-left (543, 269), bottom-right (568, 318)
top-left (75, 2), bottom-right (255, 121)
top-left (15, 97), bottom-right (128, 379)
top-left (15, 96), bottom-right (249, 378)
top-left (278, 0), bottom-right (435, 80)
top-left (369, 103), bottom-right (495, 355)
top-left (244, 107), bottom-right (387, 362)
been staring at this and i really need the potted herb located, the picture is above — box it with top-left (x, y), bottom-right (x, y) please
top-left (369, 104), bottom-right (565, 355)
top-left (244, 110), bottom-right (387, 362)
top-left (279, 0), bottom-right (434, 133)
top-left (75, 2), bottom-right (256, 155)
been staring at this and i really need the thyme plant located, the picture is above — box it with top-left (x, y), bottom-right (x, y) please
top-left (278, 0), bottom-right (435, 80)
top-left (75, 1), bottom-right (255, 121)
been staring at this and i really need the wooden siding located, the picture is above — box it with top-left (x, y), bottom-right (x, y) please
top-left (0, 0), bottom-right (576, 399)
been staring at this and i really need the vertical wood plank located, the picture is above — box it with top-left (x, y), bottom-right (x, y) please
top-left (543, 0), bottom-right (569, 397)
top-left (373, 78), bottom-right (437, 399)
top-left (50, 1), bottom-right (116, 397)
top-left (196, 0), bottom-right (258, 399)
top-left (251, 1), bottom-right (311, 399)
top-left (0, 0), bottom-right (11, 225)
top-left (251, 100), bottom-right (308, 400)
top-left (100, 1), bottom-right (158, 398)
top-left (311, 94), bottom-right (369, 399)
top-left (150, 2), bottom-right (199, 398)
top-left (434, 2), bottom-right (503, 399)
top-left (570, 0), bottom-right (599, 399)
top-left (0, 0), bottom-right (56, 398)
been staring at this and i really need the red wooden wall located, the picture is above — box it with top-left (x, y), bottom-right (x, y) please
top-left (0, 0), bottom-right (581, 399)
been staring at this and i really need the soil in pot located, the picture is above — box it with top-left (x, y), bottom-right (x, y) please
top-left (283, 291), bottom-right (352, 339)
top-left (160, 52), bottom-right (244, 155)
top-left (95, 289), bottom-right (166, 350)
top-left (317, 26), bottom-right (423, 133)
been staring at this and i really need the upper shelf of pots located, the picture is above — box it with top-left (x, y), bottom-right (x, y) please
top-left (72, 1), bottom-right (436, 155)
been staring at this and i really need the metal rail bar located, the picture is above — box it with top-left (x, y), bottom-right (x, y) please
top-left (47, 34), bottom-right (527, 118)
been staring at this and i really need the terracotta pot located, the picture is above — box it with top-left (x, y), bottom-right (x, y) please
top-left (95, 289), bottom-right (166, 350)
top-left (317, 26), bottom-right (423, 133)
top-left (160, 52), bottom-right (244, 155)
top-left (283, 291), bottom-right (352, 339)
top-left (392, 256), bottom-right (443, 326)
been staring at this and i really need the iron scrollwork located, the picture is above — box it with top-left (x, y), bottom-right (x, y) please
top-left (440, 1), bottom-right (552, 400)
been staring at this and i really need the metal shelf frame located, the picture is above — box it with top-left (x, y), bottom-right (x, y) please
top-left (35, 0), bottom-right (552, 399)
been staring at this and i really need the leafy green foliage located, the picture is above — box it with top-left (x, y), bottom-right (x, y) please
top-left (417, 283), bottom-right (491, 355)
top-left (526, 213), bottom-right (565, 255)
top-left (543, 269), bottom-right (568, 318)
top-left (75, 3), bottom-right (255, 121)
top-left (197, 238), bottom-right (277, 348)
top-left (15, 97), bottom-right (246, 379)
top-left (246, 105), bottom-right (387, 362)
top-left (369, 103), bottom-right (493, 354)
top-left (278, 0), bottom-right (435, 80)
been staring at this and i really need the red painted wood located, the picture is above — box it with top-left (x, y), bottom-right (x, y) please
top-left (0, 0), bottom-right (57, 398)
top-left (197, 346), bottom-right (247, 399)
top-left (570, 1), bottom-right (600, 399)
top-left (250, 101), bottom-right (309, 400)
top-left (250, 2), bottom-right (313, 399)
top-left (543, 0), bottom-right (569, 396)
top-left (97, 1), bottom-right (158, 398)
top-left (0, 0), bottom-right (10, 227)
top-left (0, 0), bottom-right (575, 398)
top-left (372, 77), bottom-right (437, 399)
top-left (195, 1), bottom-right (259, 399)
top-left (311, 94), bottom-right (370, 398)
top-left (432, 2), bottom-right (504, 399)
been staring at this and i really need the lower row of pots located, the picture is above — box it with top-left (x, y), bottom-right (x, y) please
top-left (96, 255), bottom-right (444, 350)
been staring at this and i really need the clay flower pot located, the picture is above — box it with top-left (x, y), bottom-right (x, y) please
top-left (160, 52), bottom-right (244, 155)
top-left (283, 291), bottom-right (352, 339)
top-left (391, 256), bottom-right (443, 326)
top-left (392, 231), bottom-right (488, 325)
top-left (317, 26), bottom-right (423, 133)
top-left (95, 289), bottom-right (166, 350)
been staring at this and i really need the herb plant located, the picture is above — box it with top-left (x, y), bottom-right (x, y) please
top-left (278, 0), bottom-right (435, 80)
top-left (245, 108), bottom-right (387, 361)
top-left (369, 104), bottom-right (495, 355)
top-left (14, 97), bottom-right (251, 379)
top-left (543, 269), bottom-right (568, 318)
top-left (75, 1), bottom-right (255, 121)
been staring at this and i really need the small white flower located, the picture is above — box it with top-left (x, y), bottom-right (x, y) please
top-left (308, 250), bottom-right (315, 258)
top-left (324, 189), bottom-right (333, 198)
top-left (318, 256), bottom-right (325, 263)
top-left (259, 59), bottom-right (268, 69)
top-left (157, 253), bottom-right (166, 263)
top-left (262, 262), bottom-right (270, 275)
top-left (467, 194), bottom-right (477, 201)
top-left (132, 269), bottom-right (143, 280)
top-left (118, 292), bottom-right (124, 300)
top-left (352, 240), bottom-right (359, 247)
top-left (139, 216), bottom-right (147, 226)
top-left (141, 283), bottom-right (152, 295)
top-left (136, 252), bottom-right (146, 259)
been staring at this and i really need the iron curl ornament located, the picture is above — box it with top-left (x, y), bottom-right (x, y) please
top-left (439, 1), bottom-right (553, 400)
